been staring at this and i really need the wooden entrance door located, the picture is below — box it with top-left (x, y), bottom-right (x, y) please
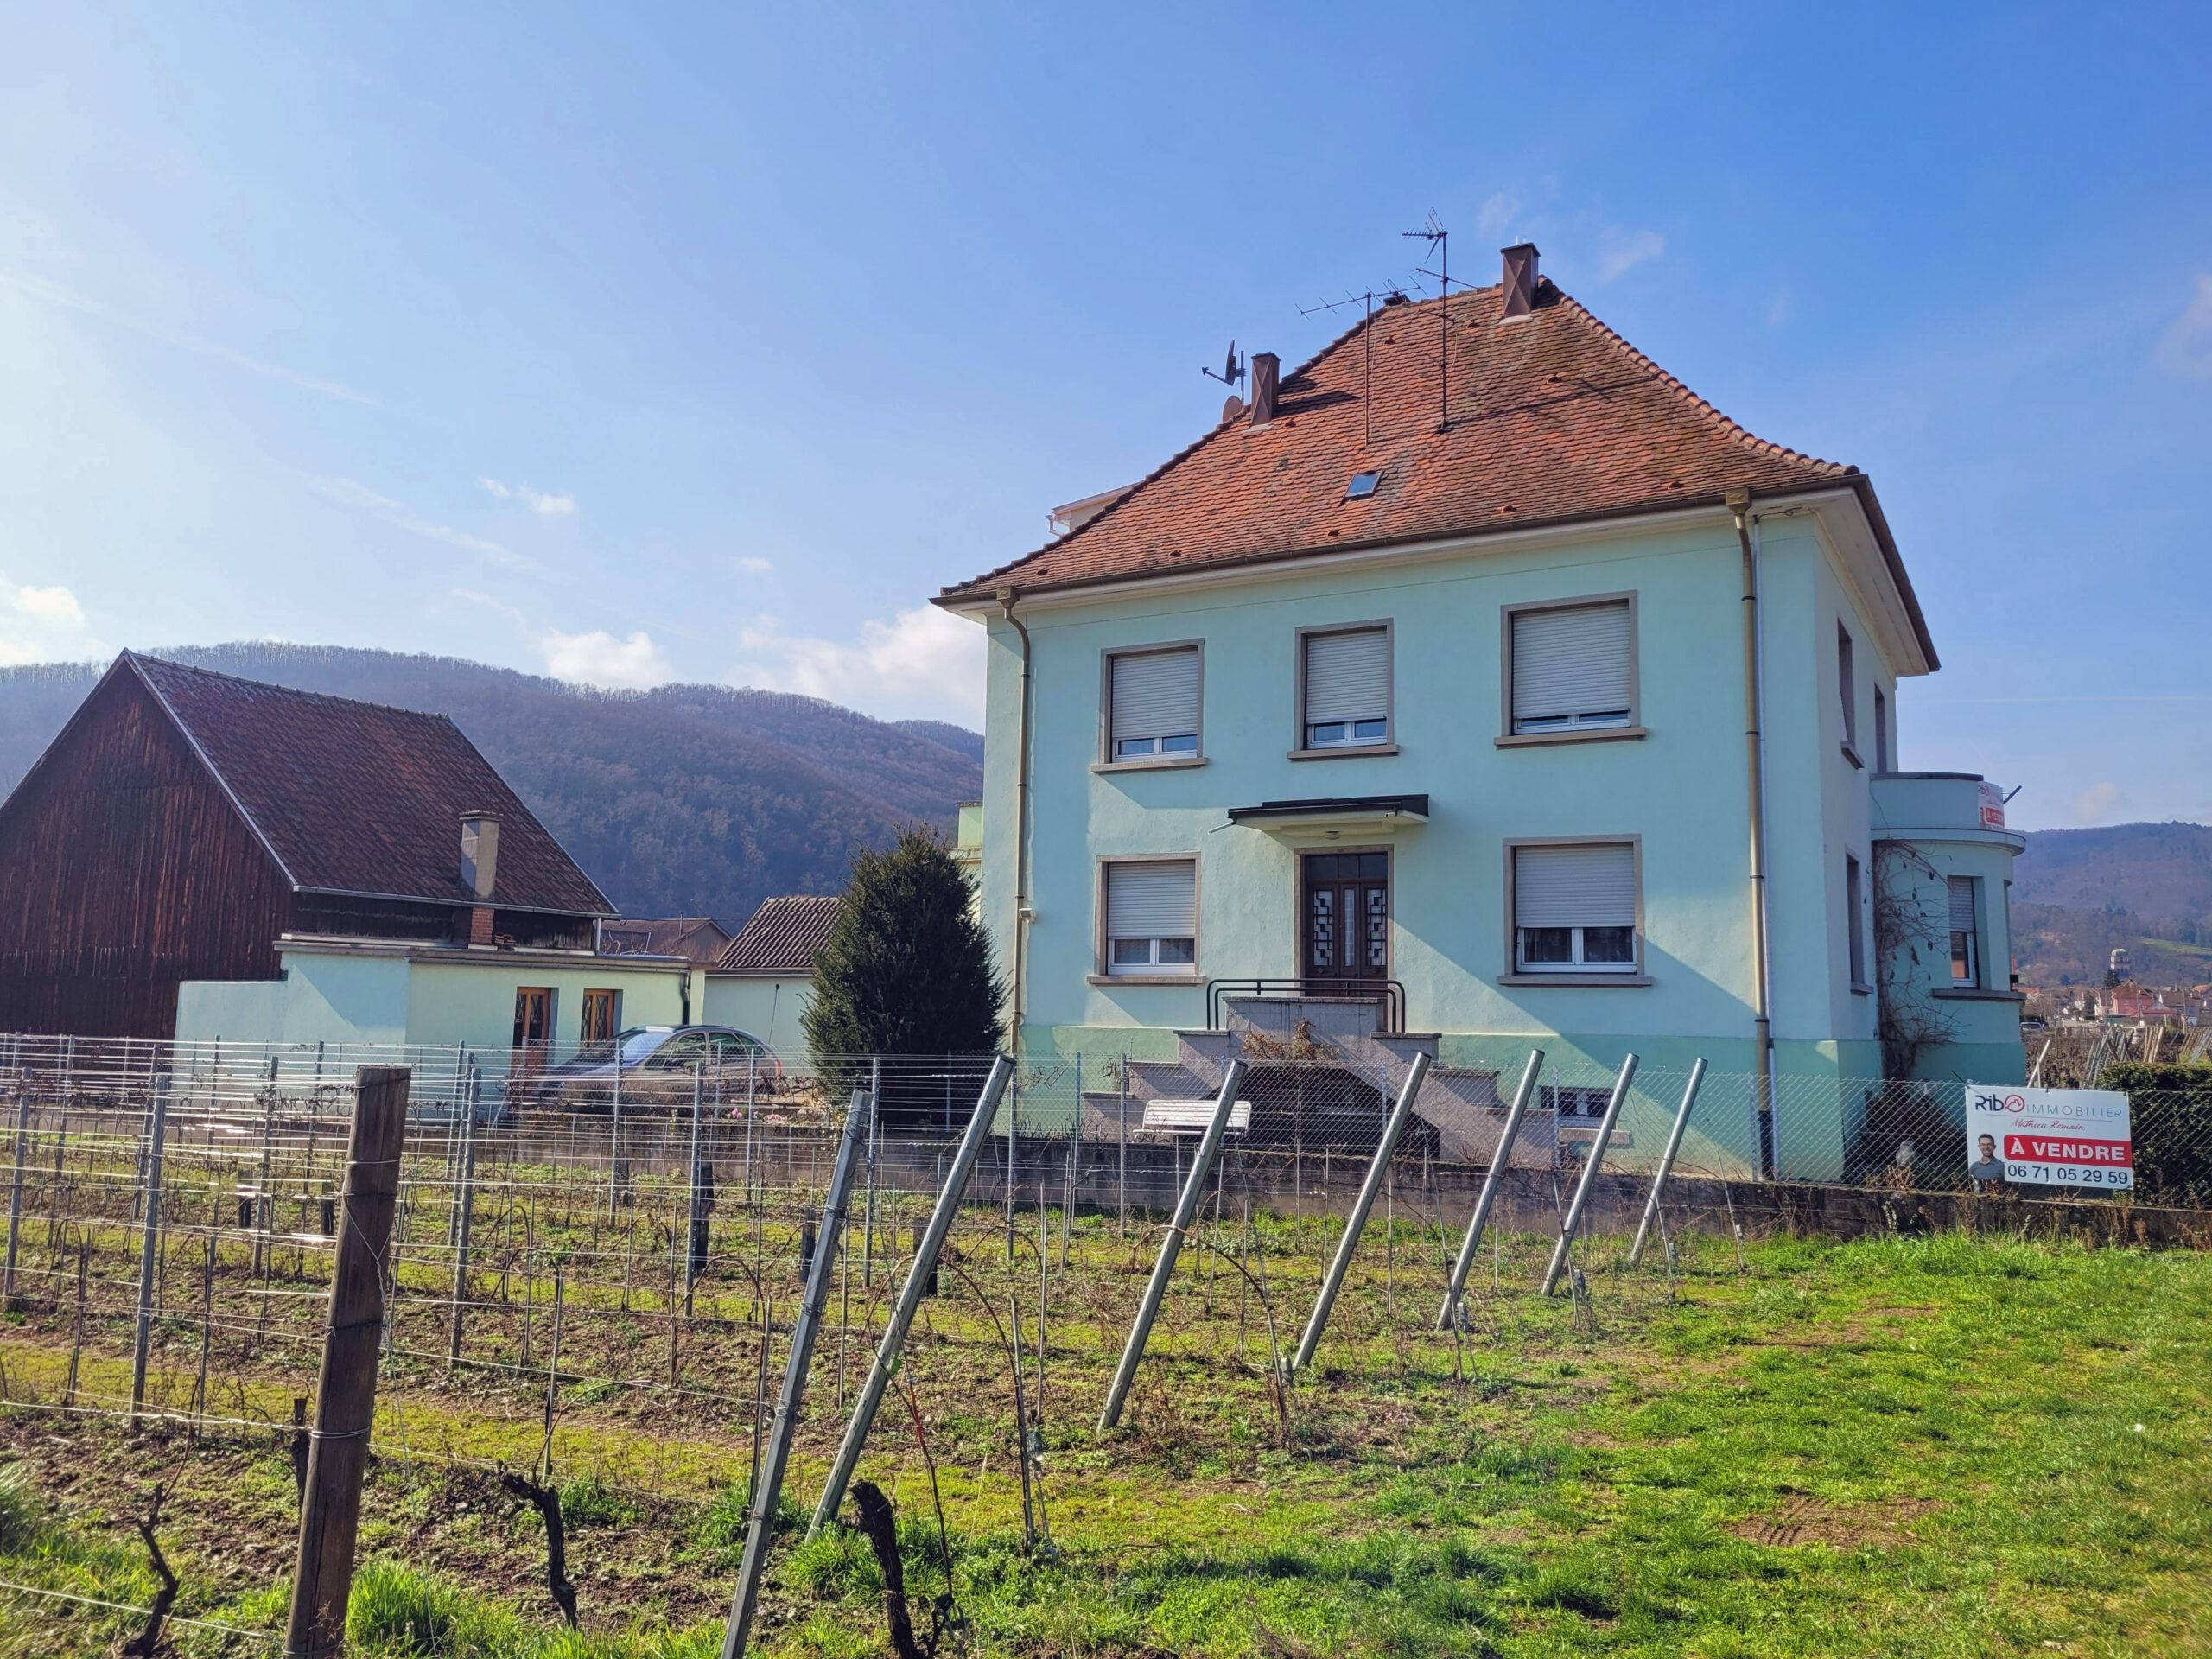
top-left (1302, 852), bottom-right (1389, 982)
top-left (512, 987), bottom-right (554, 1075)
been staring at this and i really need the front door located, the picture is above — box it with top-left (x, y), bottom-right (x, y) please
top-left (512, 987), bottom-right (554, 1075)
top-left (1302, 851), bottom-right (1389, 982)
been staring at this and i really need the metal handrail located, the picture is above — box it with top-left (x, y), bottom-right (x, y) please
top-left (1204, 977), bottom-right (1406, 1034)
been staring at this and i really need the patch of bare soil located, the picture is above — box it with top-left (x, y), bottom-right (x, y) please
top-left (1729, 1490), bottom-right (1941, 1548)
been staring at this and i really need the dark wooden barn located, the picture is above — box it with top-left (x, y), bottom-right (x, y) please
top-left (0, 652), bottom-right (616, 1039)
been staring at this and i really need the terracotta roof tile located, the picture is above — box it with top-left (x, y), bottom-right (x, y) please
top-left (128, 653), bottom-right (614, 916)
top-left (938, 281), bottom-right (1933, 664)
top-left (716, 894), bottom-right (842, 974)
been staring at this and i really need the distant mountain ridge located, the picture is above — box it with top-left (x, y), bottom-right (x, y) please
top-left (0, 645), bottom-right (982, 928)
top-left (2009, 821), bottom-right (2212, 988)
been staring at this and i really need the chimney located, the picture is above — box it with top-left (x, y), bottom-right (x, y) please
top-left (461, 812), bottom-right (499, 946)
top-left (1500, 243), bottom-right (1541, 319)
top-left (1248, 352), bottom-right (1280, 426)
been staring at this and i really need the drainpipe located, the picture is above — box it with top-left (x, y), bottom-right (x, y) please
top-left (1726, 488), bottom-right (1777, 1179)
top-left (996, 587), bottom-right (1034, 1056)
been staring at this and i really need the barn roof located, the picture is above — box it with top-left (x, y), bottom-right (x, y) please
top-left (716, 894), bottom-right (842, 975)
top-left (118, 653), bottom-right (614, 916)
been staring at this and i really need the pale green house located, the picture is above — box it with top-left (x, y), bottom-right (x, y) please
top-left (937, 245), bottom-right (2024, 1179)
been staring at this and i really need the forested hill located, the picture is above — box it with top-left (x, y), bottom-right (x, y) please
top-left (0, 645), bottom-right (982, 927)
top-left (2009, 821), bottom-right (2212, 988)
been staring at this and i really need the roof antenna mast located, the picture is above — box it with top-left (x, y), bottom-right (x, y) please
top-left (1298, 289), bottom-right (1386, 449)
top-left (1403, 211), bottom-right (1448, 432)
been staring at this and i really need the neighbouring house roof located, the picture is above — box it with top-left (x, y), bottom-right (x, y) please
top-left (717, 894), bottom-right (843, 975)
top-left (936, 279), bottom-right (1936, 669)
top-left (119, 652), bottom-right (615, 916)
top-left (597, 917), bottom-right (734, 963)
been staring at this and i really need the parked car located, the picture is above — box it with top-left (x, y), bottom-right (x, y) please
top-left (528, 1024), bottom-right (772, 1111)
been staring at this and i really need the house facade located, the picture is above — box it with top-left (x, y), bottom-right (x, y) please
top-left (938, 246), bottom-right (2025, 1178)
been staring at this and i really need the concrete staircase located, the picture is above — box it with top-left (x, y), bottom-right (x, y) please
top-left (1078, 995), bottom-right (1554, 1167)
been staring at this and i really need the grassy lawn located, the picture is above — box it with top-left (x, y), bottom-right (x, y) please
top-left (0, 1227), bottom-right (2207, 1656)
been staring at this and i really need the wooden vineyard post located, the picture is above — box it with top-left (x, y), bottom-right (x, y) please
top-left (448, 1067), bottom-right (479, 1368)
top-left (284, 1065), bottom-right (410, 1659)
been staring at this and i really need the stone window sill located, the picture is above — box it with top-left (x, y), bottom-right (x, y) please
top-left (1090, 756), bottom-right (1208, 774)
top-left (1841, 741), bottom-right (1865, 770)
top-left (1495, 726), bottom-right (1647, 749)
top-left (1287, 744), bottom-right (1399, 761)
top-left (1933, 987), bottom-right (2025, 1002)
top-left (1497, 972), bottom-right (1653, 988)
top-left (1086, 974), bottom-right (1204, 988)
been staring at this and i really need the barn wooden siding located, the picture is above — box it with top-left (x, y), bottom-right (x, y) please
top-left (0, 671), bottom-right (293, 1038)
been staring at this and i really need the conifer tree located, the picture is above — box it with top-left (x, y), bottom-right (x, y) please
top-left (803, 828), bottom-right (1004, 1092)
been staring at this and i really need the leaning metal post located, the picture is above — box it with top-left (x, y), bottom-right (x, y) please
top-left (1436, 1049), bottom-right (1544, 1328)
top-left (809, 1055), bottom-right (1014, 1536)
top-left (129, 1074), bottom-right (171, 1423)
top-left (1096, 1058), bottom-right (1247, 1434)
top-left (721, 1086), bottom-right (873, 1659)
top-left (1626, 1060), bottom-right (1707, 1268)
top-left (1540, 1053), bottom-right (1639, 1295)
top-left (3, 1072), bottom-right (29, 1305)
top-left (1293, 1052), bottom-right (1430, 1372)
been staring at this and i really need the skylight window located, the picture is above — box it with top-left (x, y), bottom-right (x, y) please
top-left (1345, 471), bottom-right (1382, 500)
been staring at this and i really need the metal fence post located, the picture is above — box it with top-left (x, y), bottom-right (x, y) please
top-left (1096, 1058), bottom-right (1246, 1433)
top-left (1294, 1053), bottom-right (1429, 1372)
top-left (810, 1055), bottom-right (1014, 1535)
top-left (1117, 1053), bottom-right (1128, 1238)
top-left (721, 1086), bottom-right (873, 1659)
top-left (1626, 1060), bottom-right (1708, 1268)
top-left (3, 1075), bottom-right (29, 1306)
top-left (448, 1065), bottom-right (479, 1368)
top-left (129, 1074), bottom-right (171, 1424)
top-left (1540, 1054), bottom-right (1638, 1295)
top-left (608, 1047), bottom-right (626, 1224)
top-left (1437, 1049), bottom-right (1543, 1328)
top-left (863, 1057), bottom-right (880, 1287)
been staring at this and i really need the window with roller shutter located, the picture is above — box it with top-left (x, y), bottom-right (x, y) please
top-left (1510, 841), bottom-right (1641, 975)
top-left (1506, 598), bottom-right (1636, 735)
top-left (1105, 645), bottom-right (1201, 760)
top-left (1102, 859), bottom-right (1198, 976)
top-left (1947, 875), bottom-right (1980, 987)
top-left (1300, 625), bottom-right (1391, 749)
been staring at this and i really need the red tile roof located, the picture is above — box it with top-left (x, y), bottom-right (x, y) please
top-left (716, 894), bottom-right (842, 975)
top-left (127, 653), bottom-right (614, 916)
top-left (938, 280), bottom-right (1934, 666)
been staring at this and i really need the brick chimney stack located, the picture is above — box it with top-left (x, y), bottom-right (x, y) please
top-left (461, 812), bottom-right (499, 946)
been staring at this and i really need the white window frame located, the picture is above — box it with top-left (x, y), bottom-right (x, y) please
top-left (1948, 875), bottom-right (1980, 988)
top-left (1293, 620), bottom-right (1395, 758)
top-left (1094, 856), bottom-right (1201, 982)
top-left (1097, 641), bottom-right (1205, 769)
top-left (1500, 836), bottom-right (1649, 986)
top-left (1845, 853), bottom-right (1868, 990)
top-left (1838, 622), bottom-right (1862, 767)
top-left (1497, 593), bottom-right (1643, 747)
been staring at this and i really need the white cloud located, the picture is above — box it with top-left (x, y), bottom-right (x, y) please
top-left (728, 604), bottom-right (982, 723)
top-left (0, 574), bottom-right (98, 665)
top-left (1594, 228), bottom-right (1665, 283)
top-left (539, 627), bottom-right (671, 689)
top-left (2154, 274), bottom-right (2212, 377)
top-left (479, 476), bottom-right (578, 517)
top-left (1767, 288), bottom-right (1795, 328)
top-left (736, 556), bottom-right (773, 575)
top-left (308, 474), bottom-right (552, 576)
top-left (1475, 193), bottom-right (1521, 237)
top-left (2069, 780), bottom-right (2131, 823)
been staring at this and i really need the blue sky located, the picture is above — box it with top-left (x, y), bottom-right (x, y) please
top-left (1, 2), bottom-right (2205, 830)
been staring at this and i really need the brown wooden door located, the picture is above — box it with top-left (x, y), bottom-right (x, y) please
top-left (512, 987), bottom-right (553, 1075)
top-left (581, 988), bottom-right (617, 1047)
top-left (1302, 852), bottom-right (1389, 982)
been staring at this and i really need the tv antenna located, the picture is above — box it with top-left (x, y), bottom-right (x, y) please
top-left (1298, 287), bottom-right (1397, 449)
top-left (1201, 340), bottom-right (1246, 419)
top-left (1403, 210), bottom-right (1451, 430)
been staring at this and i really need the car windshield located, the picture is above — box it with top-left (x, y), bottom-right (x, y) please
top-left (616, 1028), bottom-right (672, 1063)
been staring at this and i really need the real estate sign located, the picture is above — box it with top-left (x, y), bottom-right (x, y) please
top-left (1964, 1084), bottom-right (2133, 1189)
